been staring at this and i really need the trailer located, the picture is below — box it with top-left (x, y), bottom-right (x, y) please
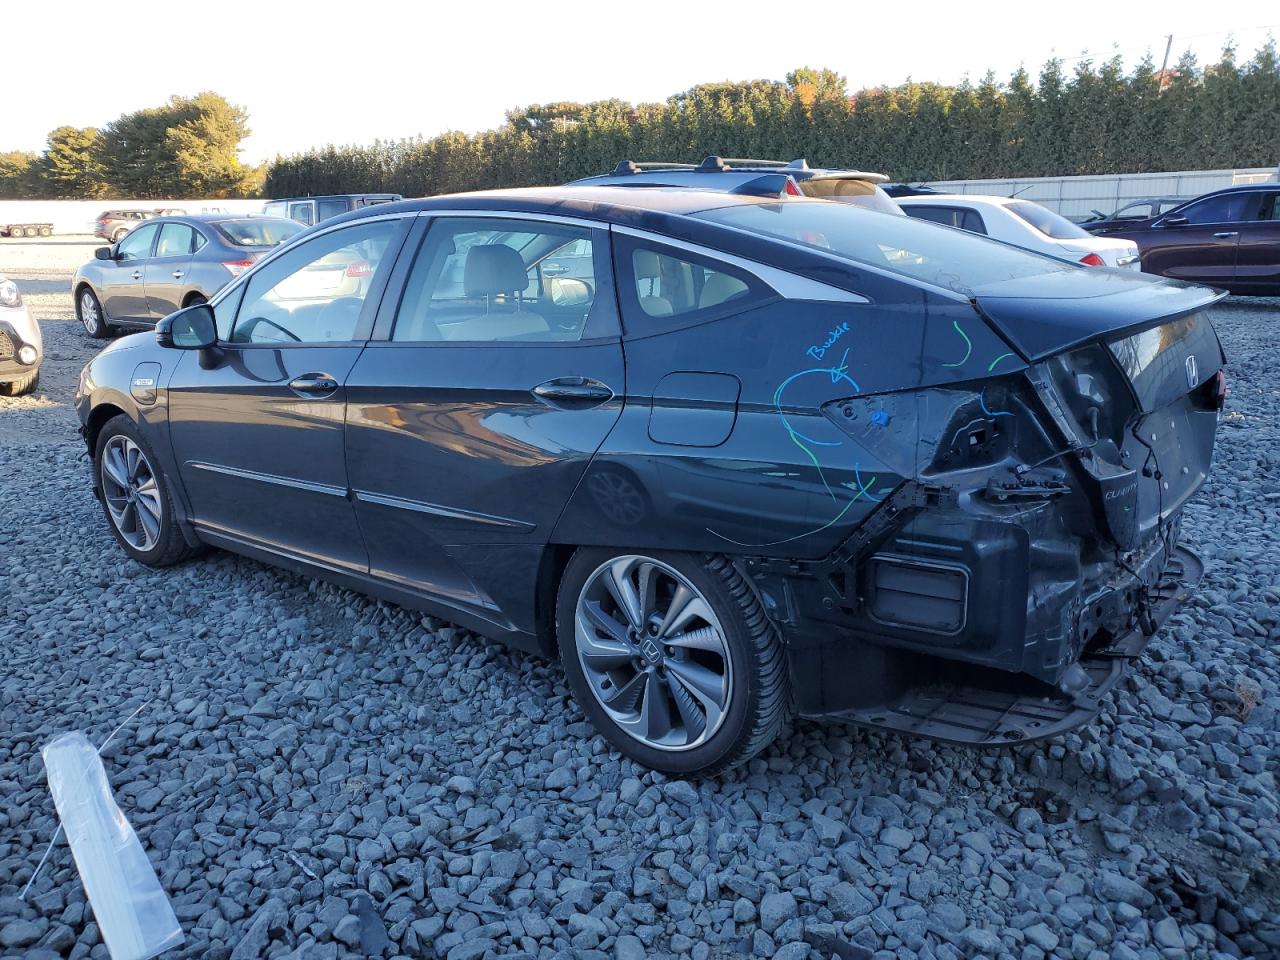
top-left (1, 223), bottom-right (54, 238)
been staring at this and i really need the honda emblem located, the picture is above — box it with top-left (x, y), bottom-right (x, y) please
top-left (1185, 354), bottom-right (1198, 389)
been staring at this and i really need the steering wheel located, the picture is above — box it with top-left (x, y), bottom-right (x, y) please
top-left (238, 316), bottom-right (302, 343)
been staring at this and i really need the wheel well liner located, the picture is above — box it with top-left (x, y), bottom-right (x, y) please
top-left (84, 403), bottom-right (128, 453)
top-left (535, 544), bottom-right (575, 657)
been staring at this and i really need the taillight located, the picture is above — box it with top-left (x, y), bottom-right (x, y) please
top-left (222, 259), bottom-right (255, 278)
top-left (1079, 253), bottom-right (1106, 267)
top-left (345, 260), bottom-right (372, 278)
top-left (784, 178), bottom-right (803, 197)
top-left (1210, 370), bottom-right (1228, 411)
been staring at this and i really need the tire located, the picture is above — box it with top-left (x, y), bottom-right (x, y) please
top-left (557, 548), bottom-right (789, 776)
top-left (111, 227), bottom-right (128, 243)
top-left (77, 287), bottom-right (110, 338)
top-left (94, 415), bottom-right (197, 567)
top-left (1, 370), bottom-right (39, 396)
top-left (39, 226), bottom-right (52, 237)
top-left (185, 293), bottom-right (208, 307)
top-left (9, 226), bottom-right (25, 239)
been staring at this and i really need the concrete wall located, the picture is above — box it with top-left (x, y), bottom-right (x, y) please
top-left (921, 166), bottom-right (1279, 219)
top-left (0, 199), bottom-right (267, 235)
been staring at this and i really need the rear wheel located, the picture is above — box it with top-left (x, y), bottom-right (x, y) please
top-left (94, 416), bottom-right (196, 567)
top-left (78, 287), bottom-right (109, 338)
top-left (184, 293), bottom-right (208, 307)
top-left (9, 226), bottom-right (25, 239)
top-left (557, 549), bottom-right (789, 776)
top-left (39, 226), bottom-right (52, 237)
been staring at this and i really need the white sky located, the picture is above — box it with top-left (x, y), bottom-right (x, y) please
top-left (5, 0), bottom-right (1278, 165)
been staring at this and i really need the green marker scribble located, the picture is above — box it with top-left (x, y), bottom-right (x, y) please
top-left (943, 320), bottom-right (972, 368)
top-left (987, 352), bottom-right (1015, 372)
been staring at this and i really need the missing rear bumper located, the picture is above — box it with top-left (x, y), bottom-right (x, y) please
top-left (805, 545), bottom-right (1202, 746)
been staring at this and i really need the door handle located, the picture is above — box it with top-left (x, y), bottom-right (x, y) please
top-left (172, 270), bottom-right (184, 279)
top-left (532, 376), bottom-right (614, 407)
top-left (131, 271), bottom-right (143, 280)
top-left (288, 373), bottom-right (340, 397)
top-left (1212, 231), bottom-right (1239, 238)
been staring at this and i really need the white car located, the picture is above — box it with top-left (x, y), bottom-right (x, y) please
top-left (897, 195), bottom-right (1141, 269)
top-left (0, 275), bottom-right (42, 395)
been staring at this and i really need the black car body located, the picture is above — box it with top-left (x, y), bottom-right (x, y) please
top-left (75, 186), bottom-right (1224, 775)
top-left (264, 194), bottom-right (403, 227)
top-left (72, 215), bottom-right (304, 339)
top-left (1086, 183), bottom-right (1280, 295)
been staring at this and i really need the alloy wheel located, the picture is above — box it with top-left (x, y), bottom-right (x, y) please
top-left (80, 291), bottom-right (101, 335)
top-left (574, 555), bottom-right (733, 751)
top-left (100, 436), bottom-right (163, 552)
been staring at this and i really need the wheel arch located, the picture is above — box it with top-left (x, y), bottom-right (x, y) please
top-left (83, 401), bottom-right (131, 456)
top-left (535, 543), bottom-right (577, 658)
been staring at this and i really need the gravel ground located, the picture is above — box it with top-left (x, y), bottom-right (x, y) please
top-left (1, 235), bottom-right (1277, 960)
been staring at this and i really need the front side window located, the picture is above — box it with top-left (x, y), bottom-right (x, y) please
top-left (392, 217), bottom-right (611, 343)
top-left (154, 223), bottom-right (196, 258)
top-left (117, 223), bottom-right (159, 261)
top-left (1250, 193), bottom-right (1280, 222)
top-left (229, 219), bottom-right (398, 345)
top-left (1175, 192), bottom-right (1250, 225)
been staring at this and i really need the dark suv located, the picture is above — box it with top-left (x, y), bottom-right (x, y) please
top-left (1087, 183), bottom-right (1280, 295)
top-left (76, 187), bottom-right (1223, 776)
top-left (264, 194), bottom-right (402, 227)
top-left (572, 157), bottom-right (903, 215)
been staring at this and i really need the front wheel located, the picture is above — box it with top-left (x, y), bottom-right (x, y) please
top-left (94, 416), bottom-right (197, 567)
top-left (78, 287), bottom-right (109, 338)
top-left (557, 549), bottom-right (789, 776)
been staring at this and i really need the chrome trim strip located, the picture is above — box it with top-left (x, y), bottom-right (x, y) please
top-left (352, 489), bottom-right (535, 531)
top-left (186, 460), bottom-right (348, 497)
top-left (611, 224), bottom-right (870, 304)
top-left (416, 208), bottom-right (603, 230)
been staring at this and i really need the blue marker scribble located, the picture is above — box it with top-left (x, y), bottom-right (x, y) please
top-left (979, 388), bottom-right (1014, 419)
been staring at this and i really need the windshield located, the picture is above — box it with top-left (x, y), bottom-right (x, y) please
top-left (694, 200), bottom-right (1074, 294)
top-left (217, 218), bottom-right (304, 247)
top-left (1006, 200), bottom-right (1092, 239)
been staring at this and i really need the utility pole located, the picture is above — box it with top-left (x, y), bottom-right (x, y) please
top-left (1158, 34), bottom-right (1173, 92)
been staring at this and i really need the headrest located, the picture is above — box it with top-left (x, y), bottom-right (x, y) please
top-left (464, 244), bottom-right (527, 297)
top-left (634, 249), bottom-right (663, 280)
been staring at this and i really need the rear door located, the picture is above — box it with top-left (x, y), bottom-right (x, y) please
top-left (101, 222), bottom-right (159, 322)
top-left (144, 222), bottom-right (198, 320)
top-left (1233, 190), bottom-right (1280, 293)
top-left (1140, 191), bottom-right (1250, 285)
top-left (343, 213), bottom-right (624, 627)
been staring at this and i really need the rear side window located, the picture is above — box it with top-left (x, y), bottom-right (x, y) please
top-left (316, 199), bottom-right (349, 221)
top-left (1005, 201), bottom-right (1091, 239)
top-left (904, 205), bottom-right (987, 235)
top-left (288, 202), bottom-right (315, 226)
top-left (615, 235), bottom-right (773, 335)
top-left (392, 217), bottom-right (615, 343)
top-left (155, 223), bottom-right (196, 258)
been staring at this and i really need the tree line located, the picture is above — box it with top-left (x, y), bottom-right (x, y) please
top-left (0, 92), bottom-right (263, 200)
top-left (265, 42), bottom-right (1280, 199)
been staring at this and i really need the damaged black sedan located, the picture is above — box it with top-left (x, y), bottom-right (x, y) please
top-left (74, 187), bottom-right (1225, 776)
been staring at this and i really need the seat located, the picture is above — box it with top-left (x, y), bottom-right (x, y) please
top-left (633, 249), bottom-right (673, 317)
top-left (698, 270), bottom-right (750, 309)
top-left (433, 243), bottom-right (549, 341)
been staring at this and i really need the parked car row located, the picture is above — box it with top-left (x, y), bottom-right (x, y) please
top-left (75, 177), bottom-right (1226, 774)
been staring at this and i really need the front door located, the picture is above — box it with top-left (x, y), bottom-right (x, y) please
top-left (144, 221), bottom-right (198, 320)
top-left (102, 222), bottom-right (159, 323)
top-left (167, 216), bottom-right (410, 570)
top-left (344, 214), bottom-right (624, 625)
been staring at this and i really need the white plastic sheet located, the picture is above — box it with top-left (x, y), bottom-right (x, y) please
top-left (42, 732), bottom-right (184, 960)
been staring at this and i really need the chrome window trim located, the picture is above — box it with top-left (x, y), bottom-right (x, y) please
top-left (414, 209), bottom-right (604, 231)
top-left (611, 224), bottom-right (870, 304)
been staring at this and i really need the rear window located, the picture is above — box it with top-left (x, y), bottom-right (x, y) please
top-left (694, 200), bottom-right (1073, 294)
top-left (216, 218), bottom-right (304, 247)
top-left (1006, 200), bottom-right (1092, 239)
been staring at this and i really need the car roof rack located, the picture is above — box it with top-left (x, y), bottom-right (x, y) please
top-left (607, 157), bottom-right (812, 176)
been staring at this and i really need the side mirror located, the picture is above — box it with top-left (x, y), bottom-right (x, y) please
top-left (94, 247), bottom-right (113, 260)
top-left (156, 303), bottom-right (217, 350)
top-left (1159, 214), bottom-right (1189, 228)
